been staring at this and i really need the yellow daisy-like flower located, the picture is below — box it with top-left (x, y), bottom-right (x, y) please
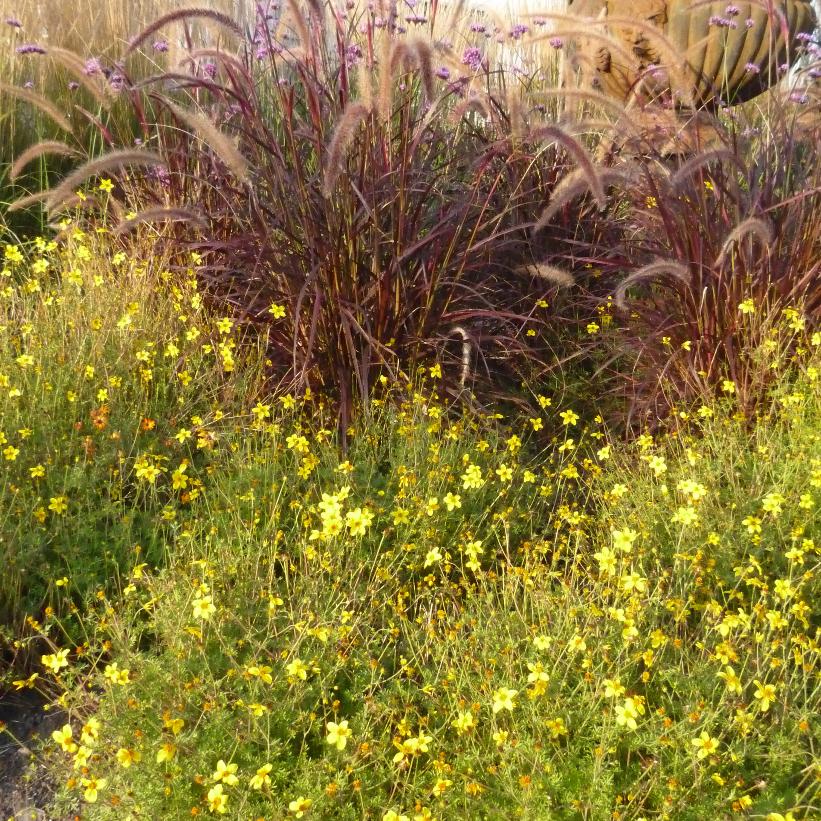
top-left (492, 686), bottom-right (517, 713)
top-left (326, 720), bottom-right (352, 751)
top-left (207, 784), bottom-right (228, 814)
top-left (288, 796), bottom-right (313, 817)
top-left (692, 731), bottom-right (720, 759)
top-left (249, 763), bottom-right (273, 790)
top-left (212, 759), bottom-right (239, 786)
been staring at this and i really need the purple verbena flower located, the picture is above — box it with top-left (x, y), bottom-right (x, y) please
top-left (68, 81), bottom-right (79, 90)
top-left (435, 66), bottom-right (451, 80)
top-left (745, 18), bottom-right (755, 28)
top-left (15, 43), bottom-right (45, 55)
top-left (461, 46), bottom-right (483, 70)
top-left (725, 4), bottom-right (739, 15)
top-left (406, 14), bottom-right (427, 24)
top-left (84, 57), bottom-right (102, 75)
top-left (5, 17), bottom-right (22, 27)
top-left (469, 23), bottom-right (486, 34)
top-left (152, 39), bottom-right (169, 52)
top-left (744, 62), bottom-right (760, 74)
top-left (202, 62), bottom-right (217, 78)
top-left (510, 23), bottom-right (529, 40)
top-left (548, 37), bottom-right (563, 49)
top-left (345, 43), bottom-right (362, 67)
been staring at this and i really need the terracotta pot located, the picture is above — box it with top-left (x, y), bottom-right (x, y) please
top-left (566, 0), bottom-right (816, 106)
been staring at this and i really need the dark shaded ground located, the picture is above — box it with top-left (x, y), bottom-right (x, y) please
top-left (0, 689), bottom-right (61, 821)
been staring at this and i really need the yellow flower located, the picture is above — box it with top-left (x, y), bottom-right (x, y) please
top-left (495, 464), bottom-right (513, 482)
top-left (611, 528), bottom-right (638, 553)
top-left (443, 492), bottom-right (461, 511)
top-left (593, 545), bottom-right (617, 575)
top-left (48, 496), bottom-right (68, 515)
top-left (559, 409), bottom-right (579, 426)
top-left (192, 594), bottom-right (216, 620)
top-left (615, 696), bottom-right (645, 730)
top-left (461, 464), bottom-right (484, 490)
top-left (424, 547), bottom-right (443, 567)
top-left (286, 658), bottom-right (308, 681)
top-left (81, 776), bottom-right (106, 803)
top-left (345, 507), bottom-right (374, 536)
top-left (42, 648), bottom-right (70, 674)
top-left (451, 710), bottom-right (476, 734)
top-left (738, 298), bottom-right (755, 315)
top-left (603, 678), bottom-right (625, 699)
top-left (207, 784), bottom-right (229, 814)
top-left (156, 742), bottom-right (177, 763)
top-left (492, 686), bottom-right (517, 713)
top-left (288, 796), bottom-right (313, 817)
top-left (212, 759), bottom-right (239, 786)
top-left (52, 724), bottom-right (77, 753)
top-left (431, 778), bottom-right (452, 797)
top-left (753, 680), bottom-right (776, 712)
top-left (717, 666), bottom-right (743, 695)
top-left (116, 747), bottom-right (141, 768)
top-left (250, 763), bottom-right (273, 790)
top-left (545, 717), bottom-right (568, 738)
top-left (691, 731), bottom-right (719, 759)
top-left (98, 178), bottom-right (114, 193)
top-left (326, 720), bottom-right (352, 751)
top-left (268, 303), bottom-right (286, 318)
top-left (382, 812), bottom-right (409, 821)
top-left (80, 717), bottom-right (100, 746)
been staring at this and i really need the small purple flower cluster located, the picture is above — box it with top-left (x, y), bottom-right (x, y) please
top-left (5, 16), bottom-right (22, 27)
top-left (153, 39), bottom-right (169, 53)
top-left (744, 62), bottom-right (760, 74)
top-left (15, 43), bottom-right (45, 55)
top-left (510, 23), bottom-right (529, 40)
top-left (708, 15), bottom-right (738, 28)
top-left (548, 37), bottom-right (563, 49)
top-left (435, 66), bottom-right (451, 80)
top-left (461, 46), bottom-right (483, 71)
top-left (345, 43), bottom-right (362, 67)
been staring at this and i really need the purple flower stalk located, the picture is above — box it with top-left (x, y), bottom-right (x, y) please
top-left (15, 43), bottom-right (46, 54)
top-left (5, 17), bottom-right (22, 27)
top-left (152, 39), bottom-right (169, 52)
top-left (435, 66), bottom-right (451, 80)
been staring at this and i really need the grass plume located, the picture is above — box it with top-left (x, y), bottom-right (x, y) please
top-left (614, 260), bottom-right (691, 311)
top-left (10, 140), bottom-right (81, 181)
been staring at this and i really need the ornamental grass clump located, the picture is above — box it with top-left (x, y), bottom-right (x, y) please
top-left (5, 1), bottom-right (613, 424)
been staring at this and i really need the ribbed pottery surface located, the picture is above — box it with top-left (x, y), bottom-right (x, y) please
top-left (593, 0), bottom-right (815, 105)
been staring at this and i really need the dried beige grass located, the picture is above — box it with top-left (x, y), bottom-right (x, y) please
top-left (515, 262), bottom-right (576, 288)
top-left (0, 82), bottom-right (73, 133)
top-left (44, 47), bottom-right (111, 109)
top-left (126, 8), bottom-right (243, 56)
top-left (534, 166), bottom-right (635, 231)
top-left (114, 206), bottom-right (209, 235)
top-left (46, 149), bottom-right (166, 212)
top-left (614, 260), bottom-right (691, 311)
top-left (10, 140), bottom-right (81, 180)
top-left (322, 102), bottom-right (370, 196)
top-left (165, 101), bottom-right (249, 184)
top-left (530, 124), bottom-right (606, 208)
top-left (716, 217), bottom-right (774, 265)
top-left (669, 148), bottom-right (742, 192)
